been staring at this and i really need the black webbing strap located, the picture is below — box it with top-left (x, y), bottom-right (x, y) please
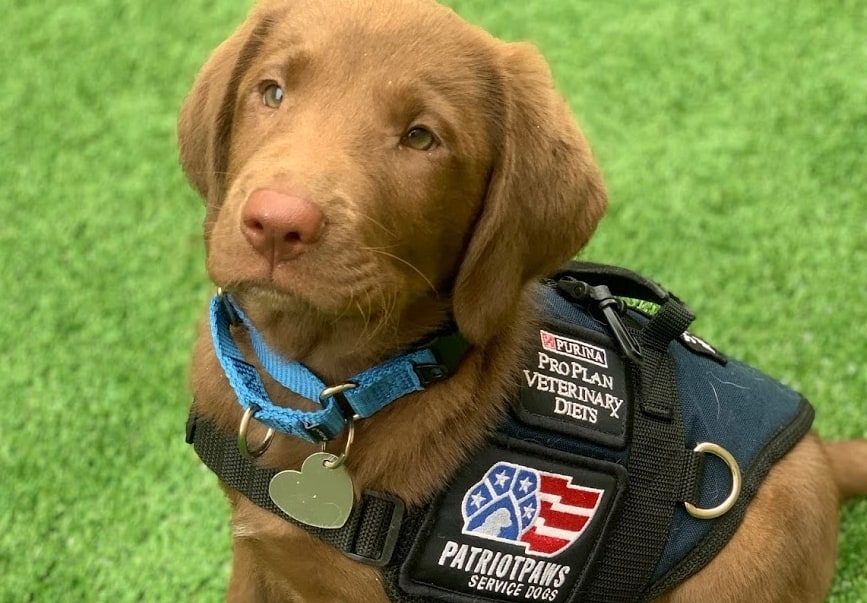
top-left (185, 413), bottom-right (405, 567)
top-left (580, 297), bottom-right (695, 602)
top-left (637, 299), bottom-right (695, 418)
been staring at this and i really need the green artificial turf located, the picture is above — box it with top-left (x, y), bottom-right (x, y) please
top-left (1, 0), bottom-right (864, 600)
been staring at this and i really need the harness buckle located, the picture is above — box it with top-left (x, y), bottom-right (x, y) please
top-left (343, 490), bottom-right (406, 567)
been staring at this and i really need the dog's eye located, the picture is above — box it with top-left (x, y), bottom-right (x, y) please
top-left (261, 83), bottom-right (284, 109)
top-left (402, 127), bottom-right (437, 151)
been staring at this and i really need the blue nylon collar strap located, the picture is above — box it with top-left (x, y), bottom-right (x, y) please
top-left (209, 293), bottom-right (470, 443)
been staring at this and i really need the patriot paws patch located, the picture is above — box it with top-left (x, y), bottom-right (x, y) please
top-left (400, 437), bottom-right (625, 603)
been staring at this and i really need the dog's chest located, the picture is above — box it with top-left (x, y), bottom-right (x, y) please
top-left (389, 265), bottom-right (813, 603)
top-left (187, 263), bottom-right (814, 603)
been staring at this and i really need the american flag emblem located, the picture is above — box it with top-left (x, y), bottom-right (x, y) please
top-left (461, 462), bottom-right (604, 558)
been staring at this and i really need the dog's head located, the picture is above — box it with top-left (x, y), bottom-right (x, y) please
top-left (178, 0), bottom-right (606, 346)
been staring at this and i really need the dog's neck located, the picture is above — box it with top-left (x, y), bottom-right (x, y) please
top-left (193, 285), bottom-right (540, 505)
top-left (234, 290), bottom-right (455, 385)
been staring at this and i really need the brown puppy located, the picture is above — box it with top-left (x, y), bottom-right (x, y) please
top-left (178, 1), bottom-right (867, 601)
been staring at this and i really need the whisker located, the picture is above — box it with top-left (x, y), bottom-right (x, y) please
top-left (331, 285), bottom-right (356, 327)
top-left (354, 301), bottom-right (368, 329)
top-left (360, 244), bottom-right (401, 252)
top-left (368, 249), bottom-right (436, 294)
top-left (354, 210), bottom-right (398, 238)
top-left (363, 283), bottom-right (392, 345)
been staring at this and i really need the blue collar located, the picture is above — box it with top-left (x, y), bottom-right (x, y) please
top-left (209, 293), bottom-right (470, 443)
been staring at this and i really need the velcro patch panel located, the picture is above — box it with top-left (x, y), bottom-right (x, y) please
top-left (399, 436), bottom-right (626, 603)
top-left (514, 317), bottom-right (632, 449)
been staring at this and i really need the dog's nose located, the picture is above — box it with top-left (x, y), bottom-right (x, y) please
top-left (241, 189), bottom-right (325, 262)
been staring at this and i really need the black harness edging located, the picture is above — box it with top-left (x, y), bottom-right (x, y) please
top-left (187, 262), bottom-right (814, 602)
top-left (186, 415), bottom-right (406, 566)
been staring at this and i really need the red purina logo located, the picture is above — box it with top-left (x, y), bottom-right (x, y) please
top-left (539, 330), bottom-right (608, 368)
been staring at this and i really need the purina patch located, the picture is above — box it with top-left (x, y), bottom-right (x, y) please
top-left (514, 318), bottom-right (633, 449)
top-left (399, 437), bottom-right (626, 603)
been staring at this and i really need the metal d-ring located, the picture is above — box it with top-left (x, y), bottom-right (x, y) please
top-left (684, 442), bottom-right (742, 520)
top-left (322, 416), bottom-right (356, 470)
top-left (237, 405), bottom-right (275, 459)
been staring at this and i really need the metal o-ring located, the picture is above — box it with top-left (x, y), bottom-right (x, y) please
top-left (684, 442), bottom-right (742, 520)
top-left (317, 382), bottom-right (357, 469)
top-left (237, 405), bottom-right (275, 459)
top-left (323, 417), bottom-right (356, 470)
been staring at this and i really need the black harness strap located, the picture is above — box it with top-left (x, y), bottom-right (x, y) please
top-left (580, 297), bottom-right (695, 602)
top-left (186, 414), bottom-right (405, 566)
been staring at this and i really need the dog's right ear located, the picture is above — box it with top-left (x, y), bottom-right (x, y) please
top-left (177, 8), bottom-right (278, 209)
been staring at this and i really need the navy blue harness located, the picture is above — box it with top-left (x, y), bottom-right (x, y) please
top-left (187, 262), bottom-right (813, 602)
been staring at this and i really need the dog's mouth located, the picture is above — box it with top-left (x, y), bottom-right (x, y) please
top-left (222, 279), bottom-right (347, 320)
top-left (230, 281), bottom-right (307, 310)
top-left (222, 275), bottom-right (399, 327)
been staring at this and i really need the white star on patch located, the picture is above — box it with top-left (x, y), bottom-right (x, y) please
top-left (522, 504), bottom-right (535, 520)
top-left (470, 491), bottom-right (486, 509)
top-left (518, 477), bottom-right (532, 493)
top-left (494, 471), bottom-right (510, 488)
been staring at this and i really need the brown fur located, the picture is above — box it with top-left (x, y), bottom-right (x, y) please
top-left (178, 1), bottom-right (867, 601)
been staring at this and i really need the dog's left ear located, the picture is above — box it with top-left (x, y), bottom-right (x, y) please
top-left (453, 42), bottom-right (608, 344)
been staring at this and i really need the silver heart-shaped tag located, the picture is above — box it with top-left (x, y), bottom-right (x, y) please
top-left (268, 452), bottom-right (354, 529)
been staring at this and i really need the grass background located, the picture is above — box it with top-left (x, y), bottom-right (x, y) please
top-left (1, 0), bottom-right (864, 600)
